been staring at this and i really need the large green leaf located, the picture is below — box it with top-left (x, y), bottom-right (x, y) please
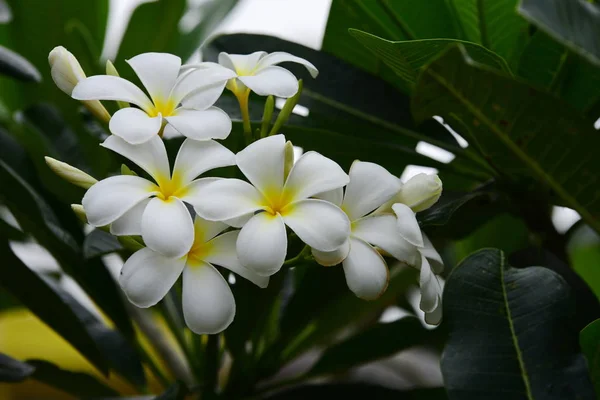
top-left (349, 30), bottom-right (510, 91)
top-left (446, 0), bottom-right (528, 67)
top-left (517, 32), bottom-right (600, 116)
top-left (442, 249), bottom-right (595, 399)
top-left (322, 0), bottom-right (457, 88)
top-left (518, 0), bottom-right (600, 66)
top-left (412, 45), bottom-right (600, 234)
top-left (0, 238), bottom-right (109, 375)
top-left (305, 317), bottom-right (428, 378)
top-left (580, 318), bottom-right (600, 397)
top-left (0, 45), bottom-right (40, 81)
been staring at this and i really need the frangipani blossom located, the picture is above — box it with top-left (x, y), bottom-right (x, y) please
top-left (193, 134), bottom-right (350, 276)
top-left (311, 161), bottom-right (418, 300)
top-left (82, 135), bottom-right (235, 258)
top-left (217, 51), bottom-right (318, 98)
top-left (72, 52), bottom-right (236, 144)
top-left (376, 173), bottom-right (443, 214)
top-left (120, 216), bottom-right (268, 334)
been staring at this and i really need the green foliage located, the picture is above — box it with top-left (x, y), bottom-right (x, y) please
top-left (442, 249), bottom-right (595, 399)
top-left (580, 318), bottom-right (600, 397)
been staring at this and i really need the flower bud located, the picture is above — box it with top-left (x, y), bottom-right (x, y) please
top-left (283, 140), bottom-right (295, 180)
top-left (396, 173), bottom-right (442, 212)
top-left (48, 46), bottom-right (111, 123)
top-left (71, 204), bottom-right (87, 224)
top-left (45, 157), bottom-right (97, 189)
top-left (48, 46), bottom-right (86, 96)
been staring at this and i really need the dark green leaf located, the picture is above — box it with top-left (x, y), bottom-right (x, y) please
top-left (306, 317), bottom-right (428, 377)
top-left (0, 45), bottom-right (40, 81)
top-left (446, 0), bottom-right (528, 67)
top-left (27, 359), bottom-right (118, 398)
top-left (154, 382), bottom-right (185, 400)
top-left (349, 30), bottom-right (511, 91)
top-left (0, 238), bottom-right (109, 375)
top-left (580, 318), bottom-right (600, 397)
top-left (0, 353), bottom-right (34, 382)
top-left (264, 384), bottom-right (447, 400)
top-left (442, 249), bottom-right (595, 399)
top-left (518, 0), bottom-right (600, 66)
top-left (412, 45), bottom-right (600, 234)
top-left (84, 229), bottom-right (123, 259)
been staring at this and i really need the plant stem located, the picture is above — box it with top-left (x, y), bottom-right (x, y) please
top-left (236, 89), bottom-right (253, 144)
top-left (283, 245), bottom-right (311, 267)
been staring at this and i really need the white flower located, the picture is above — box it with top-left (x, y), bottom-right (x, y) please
top-left (391, 203), bottom-right (444, 325)
top-left (120, 216), bottom-right (268, 334)
top-left (49, 46), bottom-right (110, 122)
top-left (193, 134), bottom-right (350, 276)
top-left (72, 52), bottom-right (236, 144)
top-left (311, 161), bottom-right (419, 300)
top-left (82, 135), bottom-right (235, 258)
top-left (217, 51), bottom-right (318, 98)
top-left (45, 156), bottom-right (97, 189)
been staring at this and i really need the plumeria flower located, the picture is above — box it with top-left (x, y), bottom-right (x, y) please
top-left (311, 161), bottom-right (421, 300)
top-left (120, 216), bottom-right (268, 334)
top-left (72, 52), bottom-right (236, 144)
top-left (412, 233), bottom-right (444, 325)
top-left (82, 135), bottom-right (235, 258)
top-left (193, 134), bottom-right (350, 276)
top-left (217, 51), bottom-right (318, 98)
top-left (376, 173), bottom-right (443, 214)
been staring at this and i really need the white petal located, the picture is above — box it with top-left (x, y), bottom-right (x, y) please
top-left (421, 234), bottom-right (444, 274)
top-left (284, 151), bottom-right (349, 202)
top-left (173, 66), bottom-right (235, 106)
top-left (102, 135), bottom-right (170, 183)
top-left (223, 213), bottom-right (253, 228)
top-left (255, 51), bottom-right (319, 78)
top-left (342, 161), bottom-right (401, 221)
top-left (193, 216), bottom-right (229, 244)
top-left (204, 231), bottom-right (269, 288)
top-left (192, 179), bottom-right (266, 221)
top-left (342, 237), bottom-right (389, 300)
top-left (109, 107), bottom-right (162, 145)
top-left (182, 261), bottom-right (235, 334)
top-left (173, 139), bottom-right (235, 185)
top-left (392, 203), bottom-right (424, 247)
top-left (142, 197), bottom-right (194, 258)
top-left (119, 248), bottom-right (185, 308)
top-left (419, 256), bottom-right (441, 313)
top-left (282, 199), bottom-right (350, 252)
top-left (162, 124), bottom-right (181, 139)
top-left (352, 215), bottom-right (420, 265)
top-left (238, 66), bottom-right (299, 97)
top-left (178, 177), bottom-right (221, 206)
top-left (126, 52), bottom-right (181, 104)
top-left (110, 198), bottom-right (151, 236)
top-left (237, 212), bottom-right (287, 276)
top-left (219, 51), bottom-right (266, 74)
top-left (166, 107), bottom-right (231, 141)
top-left (72, 75), bottom-right (153, 112)
top-left (312, 238), bottom-right (350, 267)
top-left (236, 134), bottom-right (285, 195)
top-left (314, 187), bottom-right (344, 207)
top-left (82, 175), bottom-right (156, 227)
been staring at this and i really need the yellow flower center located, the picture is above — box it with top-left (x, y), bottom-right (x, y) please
top-left (154, 172), bottom-right (188, 201)
top-left (147, 98), bottom-right (176, 118)
top-left (187, 240), bottom-right (214, 267)
top-left (263, 187), bottom-right (295, 216)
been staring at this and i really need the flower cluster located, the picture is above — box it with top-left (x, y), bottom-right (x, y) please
top-left (46, 47), bottom-right (445, 333)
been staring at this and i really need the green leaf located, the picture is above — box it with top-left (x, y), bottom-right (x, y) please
top-left (417, 188), bottom-right (490, 228)
top-left (83, 229), bottom-right (123, 259)
top-left (580, 318), bottom-right (600, 397)
top-left (411, 45), bottom-right (600, 234)
top-left (518, 0), bottom-right (600, 66)
top-left (442, 248), bottom-right (595, 399)
top-left (0, 238), bottom-right (109, 375)
top-left (517, 32), bottom-right (600, 116)
top-left (305, 317), bottom-right (428, 377)
top-left (26, 360), bottom-right (119, 398)
top-left (446, 0), bottom-right (528, 66)
top-left (0, 45), bottom-right (40, 81)
top-left (349, 29), bottom-right (511, 91)
top-left (264, 384), bottom-right (447, 399)
top-left (0, 353), bottom-right (34, 382)
top-left (155, 382), bottom-right (186, 400)
top-left (322, 0), bottom-right (456, 88)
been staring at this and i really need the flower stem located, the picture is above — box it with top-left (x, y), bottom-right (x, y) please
top-left (236, 89), bottom-right (253, 144)
top-left (283, 245), bottom-right (312, 267)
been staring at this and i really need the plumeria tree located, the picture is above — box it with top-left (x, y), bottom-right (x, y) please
top-left (1, 1), bottom-right (600, 399)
